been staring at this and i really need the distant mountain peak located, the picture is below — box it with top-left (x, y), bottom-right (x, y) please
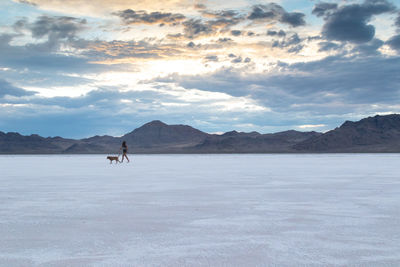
top-left (141, 120), bottom-right (168, 128)
top-left (221, 130), bottom-right (261, 138)
top-left (294, 114), bottom-right (400, 152)
top-left (222, 130), bottom-right (239, 136)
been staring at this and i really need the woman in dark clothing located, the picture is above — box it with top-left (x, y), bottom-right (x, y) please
top-left (120, 141), bottom-right (130, 163)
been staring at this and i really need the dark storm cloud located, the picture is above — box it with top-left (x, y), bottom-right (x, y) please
top-left (396, 13), bottom-right (400, 27)
top-left (0, 34), bottom-right (104, 72)
top-left (29, 16), bottom-right (86, 39)
top-left (204, 55), bottom-right (218, 62)
top-left (163, 8), bottom-right (244, 39)
top-left (267, 30), bottom-right (286, 37)
top-left (354, 38), bottom-right (384, 55)
top-left (0, 85), bottom-right (231, 138)
top-left (231, 30), bottom-right (241, 36)
top-left (202, 10), bottom-right (240, 19)
top-left (231, 56), bottom-right (242, 63)
top-left (281, 12), bottom-right (306, 27)
top-left (0, 33), bottom-right (116, 91)
top-left (154, 55), bottom-right (400, 118)
top-left (312, 2), bottom-right (338, 17)
top-left (318, 41), bottom-right (342, 52)
top-left (114, 9), bottom-right (185, 25)
top-left (0, 79), bottom-right (35, 97)
top-left (218, 37), bottom-right (233, 43)
top-left (248, 4), bottom-right (306, 27)
top-left (182, 19), bottom-right (213, 38)
top-left (0, 88), bottom-right (151, 138)
top-left (386, 34), bottom-right (400, 50)
top-left (0, 34), bottom-right (15, 46)
top-left (318, 0), bottom-right (396, 43)
top-left (272, 33), bottom-right (303, 53)
top-left (287, 45), bottom-right (304, 53)
top-left (182, 15), bottom-right (242, 38)
top-left (385, 12), bottom-right (400, 52)
top-left (12, 15), bottom-right (87, 50)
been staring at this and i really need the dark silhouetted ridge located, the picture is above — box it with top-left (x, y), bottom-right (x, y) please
top-left (294, 114), bottom-right (400, 152)
top-left (2, 114), bottom-right (400, 154)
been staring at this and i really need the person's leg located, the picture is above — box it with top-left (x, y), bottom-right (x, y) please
top-left (123, 153), bottom-right (129, 163)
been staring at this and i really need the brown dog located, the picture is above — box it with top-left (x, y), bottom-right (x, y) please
top-left (107, 156), bottom-right (119, 164)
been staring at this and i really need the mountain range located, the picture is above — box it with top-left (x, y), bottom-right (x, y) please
top-left (1, 114), bottom-right (400, 154)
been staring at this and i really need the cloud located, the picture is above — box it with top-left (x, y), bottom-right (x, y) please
top-left (231, 56), bottom-right (242, 63)
top-left (231, 30), bottom-right (241, 36)
top-left (217, 37), bottom-right (233, 43)
top-left (180, 13), bottom-right (242, 39)
top-left (272, 33), bottom-right (304, 53)
top-left (0, 81), bottom-right (268, 137)
top-left (3, 0), bottom-right (400, 137)
top-left (29, 15), bottom-right (86, 39)
top-left (354, 38), bottom-right (384, 55)
top-left (0, 32), bottom-right (117, 94)
top-left (14, 0), bottom-right (192, 16)
top-left (85, 39), bottom-right (184, 60)
top-left (204, 55), bottom-right (218, 62)
top-left (0, 79), bottom-right (35, 97)
top-left (201, 10), bottom-right (240, 19)
top-left (187, 41), bottom-right (195, 48)
top-left (267, 29), bottom-right (286, 37)
top-left (280, 11), bottom-right (306, 27)
top-left (318, 41), bottom-right (342, 52)
top-left (248, 4), bottom-right (306, 27)
top-left (385, 13), bottom-right (400, 52)
top-left (0, 34), bottom-right (105, 73)
top-left (318, 0), bottom-right (396, 43)
top-left (297, 124), bottom-right (326, 129)
top-left (386, 34), bottom-right (400, 50)
top-left (13, 15), bottom-right (87, 50)
top-left (312, 2), bottom-right (338, 17)
top-left (0, 34), bottom-right (16, 46)
top-left (17, 0), bottom-right (37, 6)
top-left (182, 19), bottom-right (213, 38)
top-left (153, 54), bottom-right (400, 128)
top-left (113, 9), bottom-right (185, 26)
top-left (194, 3), bottom-right (206, 10)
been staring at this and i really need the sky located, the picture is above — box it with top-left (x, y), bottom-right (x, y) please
top-left (0, 0), bottom-right (399, 138)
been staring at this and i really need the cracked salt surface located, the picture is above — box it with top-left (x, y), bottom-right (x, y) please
top-left (0, 154), bottom-right (399, 266)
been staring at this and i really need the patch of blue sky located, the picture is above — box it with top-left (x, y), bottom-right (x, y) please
top-left (0, 0), bottom-right (40, 26)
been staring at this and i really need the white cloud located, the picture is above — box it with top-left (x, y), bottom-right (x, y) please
top-left (14, 0), bottom-right (194, 16)
top-left (297, 124), bottom-right (326, 129)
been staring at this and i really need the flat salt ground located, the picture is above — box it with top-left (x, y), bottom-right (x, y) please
top-left (0, 154), bottom-right (399, 266)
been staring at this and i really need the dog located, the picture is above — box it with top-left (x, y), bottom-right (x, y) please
top-left (107, 156), bottom-right (119, 164)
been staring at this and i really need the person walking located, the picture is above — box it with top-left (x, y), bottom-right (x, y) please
top-left (120, 141), bottom-right (130, 163)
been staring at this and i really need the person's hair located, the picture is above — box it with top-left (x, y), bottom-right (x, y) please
top-left (122, 141), bottom-right (126, 147)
